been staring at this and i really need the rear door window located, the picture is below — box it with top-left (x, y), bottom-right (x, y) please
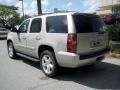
top-left (30, 18), bottom-right (42, 33)
top-left (46, 15), bottom-right (68, 33)
top-left (73, 14), bottom-right (105, 33)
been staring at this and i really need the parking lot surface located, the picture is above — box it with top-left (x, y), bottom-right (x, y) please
top-left (0, 40), bottom-right (120, 90)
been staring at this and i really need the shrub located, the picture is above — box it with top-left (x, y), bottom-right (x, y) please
top-left (111, 44), bottom-right (120, 54)
top-left (107, 23), bottom-right (120, 41)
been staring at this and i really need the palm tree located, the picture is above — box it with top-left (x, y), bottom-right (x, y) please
top-left (37, 0), bottom-right (42, 15)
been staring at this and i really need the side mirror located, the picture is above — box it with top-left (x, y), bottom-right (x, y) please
top-left (5, 24), bottom-right (19, 33)
top-left (11, 27), bottom-right (18, 32)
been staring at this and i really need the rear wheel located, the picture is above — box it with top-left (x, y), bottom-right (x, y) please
top-left (7, 42), bottom-right (17, 59)
top-left (40, 50), bottom-right (58, 77)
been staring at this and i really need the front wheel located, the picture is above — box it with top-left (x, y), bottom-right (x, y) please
top-left (7, 42), bottom-right (17, 59)
top-left (40, 50), bottom-right (58, 77)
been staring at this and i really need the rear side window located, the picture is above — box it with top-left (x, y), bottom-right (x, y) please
top-left (73, 14), bottom-right (105, 33)
top-left (30, 18), bottom-right (42, 33)
top-left (46, 15), bottom-right (68, 33)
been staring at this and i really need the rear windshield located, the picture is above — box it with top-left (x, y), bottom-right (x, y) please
top-left (73, 14), bottom-right (105, 33)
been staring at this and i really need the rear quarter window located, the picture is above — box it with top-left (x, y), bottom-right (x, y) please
top-left (46, 15), bottom-right (68, 33)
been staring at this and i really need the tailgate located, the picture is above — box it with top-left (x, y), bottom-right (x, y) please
top-left (72, 14), bottom-right (108, 54)
top-left (77, 32), bottom-right (108, 54)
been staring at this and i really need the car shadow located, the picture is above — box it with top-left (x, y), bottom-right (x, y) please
top-left (55, 62), bottom-right (120, 89)
top-left (16, 57), bottom-right (120, 89)
top-left (15, 56), bottom-right (40, 70)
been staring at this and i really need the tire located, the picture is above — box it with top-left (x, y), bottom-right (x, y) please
top-left (7, 42), bottom-right (17, 59)
top-left (40, 50), bottom-right (58, 77)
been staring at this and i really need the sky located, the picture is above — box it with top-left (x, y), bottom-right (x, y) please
top-left (0, 0), bottom-right (100, 16)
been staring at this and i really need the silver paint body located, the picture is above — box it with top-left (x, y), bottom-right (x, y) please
top-left (7, 12), bottom-right (109, 68)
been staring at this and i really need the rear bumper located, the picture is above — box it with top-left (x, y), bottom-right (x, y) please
top-left (56, 48), bottom-right (109, 68)
top-left (79, 48), bottom-right (110, 60)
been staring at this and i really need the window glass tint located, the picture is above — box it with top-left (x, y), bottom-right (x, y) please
top-left (73, 14), bottom-right (105, 33)
top-left (19, 20), bottom-right (30, 33)
top-left (30, 18), bottom-right (42, 33)
top-left (46, 15), bottom-right (68, 33)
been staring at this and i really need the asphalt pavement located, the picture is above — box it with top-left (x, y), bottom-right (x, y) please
top-left (0, 40), bottom-right (120, 90)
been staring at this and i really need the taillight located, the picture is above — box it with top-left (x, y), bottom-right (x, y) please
top-left (67, 33), bottom-right (77, 53)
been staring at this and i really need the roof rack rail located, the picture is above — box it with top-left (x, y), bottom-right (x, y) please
top-left (39, 11), bottom-right (77, 15)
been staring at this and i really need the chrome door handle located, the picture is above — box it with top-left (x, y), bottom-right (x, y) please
top-left (36, 36), bottom-right (41, 40)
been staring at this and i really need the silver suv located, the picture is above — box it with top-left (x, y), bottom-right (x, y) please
top-left (7, 12), bottom-right (109, 77)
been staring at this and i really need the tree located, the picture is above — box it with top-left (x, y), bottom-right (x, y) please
top-left (0, 4), bottom-right (18, 26)
top-left (8, 13), bottom-right (21, 25)
top-left (9, 14), bottom-right (31, 25)
top-left (112, 4), bottom-right (120, 14)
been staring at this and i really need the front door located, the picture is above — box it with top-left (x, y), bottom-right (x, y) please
top-left (15, 20), bottom-right (30, 54)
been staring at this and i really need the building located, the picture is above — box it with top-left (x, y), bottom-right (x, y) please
top-left (97, 0), bottom-right (120, 14)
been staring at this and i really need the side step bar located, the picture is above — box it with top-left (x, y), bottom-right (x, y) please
top-left (17, 53), bottom-right (40, 62)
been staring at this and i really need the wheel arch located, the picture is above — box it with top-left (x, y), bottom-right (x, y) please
top-left (38, 45), bottom-right (55, 58)
top-left (7, 39), bottom-right (13, 45)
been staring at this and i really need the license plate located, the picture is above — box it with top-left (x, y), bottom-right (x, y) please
top-left (91, 40), bottom-right (102, 47)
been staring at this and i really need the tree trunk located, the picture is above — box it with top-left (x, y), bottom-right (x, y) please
top-left (37, 0), bottom-right (42, 15)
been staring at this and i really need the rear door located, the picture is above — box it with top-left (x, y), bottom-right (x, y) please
top-left (73, 14), bottom-right (108, 54)
top-left (26, 18), bottom-right (42, 57)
